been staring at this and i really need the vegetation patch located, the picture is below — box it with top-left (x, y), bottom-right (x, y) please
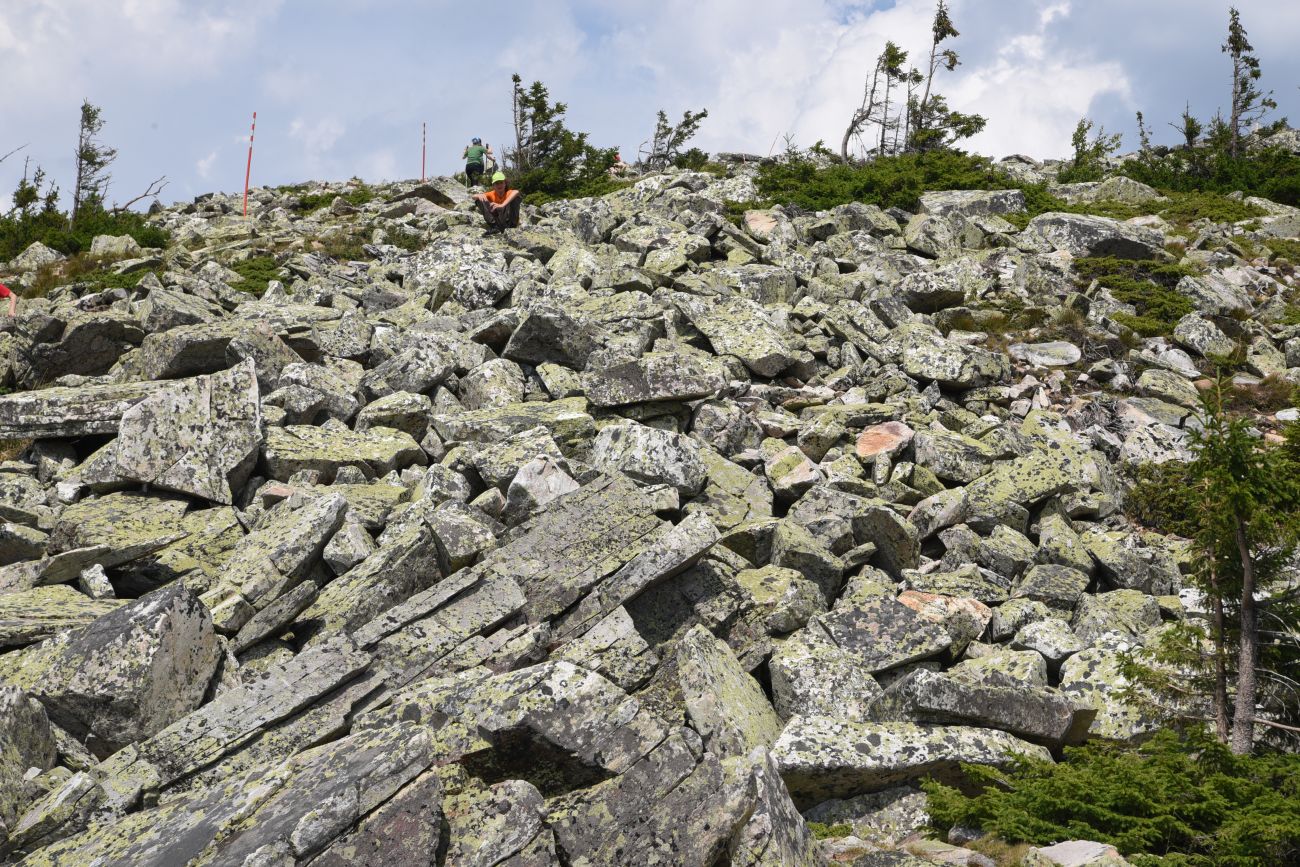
top-left (1071, 256), bottom-right (1198, 337)
top-left (292, 182), bottom-right (377, 213)
top-left (226, 255), bottom-right (283, 297)
top-left (25, 253), bottom-right (162, 299)
top-left (754, 150), bottom-right (1008, 213)
top-left (806, 822), bottom-right (852, 840)
top-left (923, 728), bottom-right (1300, 866)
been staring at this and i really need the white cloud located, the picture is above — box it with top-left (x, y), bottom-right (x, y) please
top-left (195, 150), bottom-right (219, 180)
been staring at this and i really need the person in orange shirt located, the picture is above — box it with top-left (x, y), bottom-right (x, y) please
top-left (472, 171), bottom-right (521, 234)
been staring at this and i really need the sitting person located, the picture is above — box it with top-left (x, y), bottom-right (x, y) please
top-left (472, 171), bottom-right (521, 233)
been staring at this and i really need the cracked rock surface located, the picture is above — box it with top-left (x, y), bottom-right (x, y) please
top-left (0, 152), bottom-right (1296, 865)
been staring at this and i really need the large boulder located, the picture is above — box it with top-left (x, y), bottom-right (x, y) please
top-left (1023, 213), bottom-right (1165, 259)
top-left (87, 359), bottom-right (262, 504)
top-left (0, 584), bottom-right (220, 757)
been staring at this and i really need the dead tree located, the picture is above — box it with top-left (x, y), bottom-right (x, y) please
top-left (113, 176), bottom-right (169, 214)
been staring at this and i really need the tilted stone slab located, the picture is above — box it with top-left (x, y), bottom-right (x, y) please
top-left (0, 585), bottom-right (124, 649)
top-left (0, 380), bottom-right (165, 439)
top-left (886, 669), bottom-right (1095, 747)
top-left (815, 596), bottom-right (952, 674)
top-left (431, 396), bottom-right (595, 456)
top-left (677, 625), bottom-right (782, 759)
top-left (262, 425), bottom-right (425, 482)
top-left (583, 350), bottom-right (727, 407)
top-left (96, 637), bottom-right (371, 798)
top-left (199, 494), bottom-right (347, 633)
top-left (27, 723), bottom-right (431, 867)
top-left (675, 293), bottom-right (794, 378)
top-left (0, 584), bottom-right (220, 758)
top-left (772, 718), bottom-right (1052, 803)
top-left (546, 731), bottom-right (752, 867)
top-left (92, 359), bottom-right (262, 504)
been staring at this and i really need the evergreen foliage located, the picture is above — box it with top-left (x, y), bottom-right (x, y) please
top-left (644, 108), bottom-right (709, 171)
top-left (505, 75), bottom-right (617, 203)
top-left (841, 1), bottom-right (985, 161)
top-left (1070, 257), bottom-right (1198, 337)
top-left (1057, 117), bottom-right (1124, 183)
top-left (1222, 7), bottom-right (1275, 159)
top-left (755, 149), bottom-right (1006, 212)
top-left (72, 101), bottom-right (118, 222)
top-left (922, 728), bottom-right (1300, 865)
top-left (1126, 379), bottom-right (1300, 752)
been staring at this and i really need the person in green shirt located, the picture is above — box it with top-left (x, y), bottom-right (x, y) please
top-left (462, 138), bottom-right (490, 186)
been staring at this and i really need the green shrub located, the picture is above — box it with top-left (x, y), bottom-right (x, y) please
top-left (1072, 256), bottom-right (1197, 336)
top-left (1157, 192), bottom-right (1266, 225)
top-left (293, 183), bottom-right (376, 213)
top-left (226, 255), bottom-right (282, 296)
top-left (0, 203), bottom-right (168, 262)
top-left (806, 822), bottom-right (851, 840)
top-left (922, 728), bottom-right (1300, 866)
top-left (754, 149), bottom-right (1008, 212)
top-left (1263, 237), bottom-right (1300, 263)
top-left (24, 253), bottom-right (162, 298)
top-left (1123, 144), bottom-right (1300, 208)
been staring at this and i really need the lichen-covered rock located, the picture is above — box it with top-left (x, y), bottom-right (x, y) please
top-left (0, 584), bottom-right (220, 757)
top-left (0, 380), bottom-right (165, 439)
top-left (772, 718), bottom-right (1052, 803)
top-left (0, 585), bottom-right (124, 649)
top-left (263, 424), bottom-right (425, 482)
top-left (584, 350), bottom-right (727, 407)
top-left (676, 294), bottom-right (794, 377)
top-left (770, 627), bottom-right (882, 722)
top-left (1023, 213), bottom-right (1165, 259)
top-left (592, 420), bottom-right (708, 496)
top-left (677, 625), bottom-right (782, 758)
top-left (816, 596), bottom-right (952, 674)
top-left (0, 685), bottom-right (57, 839)
top-left (93, 359), bottom-right (262, 504)
top-left (895, 323), bottom-right (1011, 388)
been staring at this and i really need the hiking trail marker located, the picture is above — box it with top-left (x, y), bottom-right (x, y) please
top-left (243, 111), bottom-right (257, 218)
top-left (422, 122), bottom-right (427, 182)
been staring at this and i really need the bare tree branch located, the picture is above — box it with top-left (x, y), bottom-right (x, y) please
top-left (112, 176), bottom-right (168, 214)
top-left (0, 144), bottom-right (27, 166)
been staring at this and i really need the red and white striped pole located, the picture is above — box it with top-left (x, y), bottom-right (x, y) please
top-left (243, 111), bottom-right (257, 217)
top-left (421, 122), bottom-right (426, 182)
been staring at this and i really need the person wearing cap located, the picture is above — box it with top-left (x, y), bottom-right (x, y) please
top-left (462, 137), bottom-right (488, 186)
top-left (472, 171), bottom-right (521, 234)
top-left (0, 282), bottom-right (16, 318)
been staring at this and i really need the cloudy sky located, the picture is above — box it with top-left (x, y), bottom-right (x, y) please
top-left (2, 0), bottom-right (1297, 209)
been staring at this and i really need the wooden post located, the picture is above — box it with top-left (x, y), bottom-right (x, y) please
top-left (243, 111), bottom-right (257, 218)
top-left (421, 122), bottom-right (426, 182)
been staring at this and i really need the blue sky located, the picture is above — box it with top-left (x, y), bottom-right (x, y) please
top-left (2, 0), bottom-right (1298, 210)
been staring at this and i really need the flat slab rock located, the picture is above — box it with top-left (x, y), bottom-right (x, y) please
top-left (0, 380), bottom-right (165, 439)
top-left (772, 718), bottom-right (1051, 803)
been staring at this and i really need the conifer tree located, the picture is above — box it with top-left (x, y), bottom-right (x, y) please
top-left (1222, 7), bottom-right (1275, 158)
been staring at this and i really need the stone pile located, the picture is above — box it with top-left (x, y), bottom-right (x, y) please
top-left (0, 158), bottom-right (1296, 865)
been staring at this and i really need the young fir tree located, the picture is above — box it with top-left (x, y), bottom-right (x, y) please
top-left (645, 108), bottom-right (709, 171)
top-left (1222, 7), bottom-right (1275, 158)
top-left (1058, 117), bottom-right (1122, 183)
top-left (906, 0), bottom-right (985, 152)
top-left (505, 75), bottom-right (613, 200)
top-left (71, 100), bottom-right (117, 224)
top-left (1127, 377), bottom-right (1300, 753)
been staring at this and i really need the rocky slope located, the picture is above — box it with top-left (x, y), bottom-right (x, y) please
top-left (0, 155), bottom-right (1296, 866)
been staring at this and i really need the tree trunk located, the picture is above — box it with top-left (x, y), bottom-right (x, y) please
top-left (1229, 56), bottom-right (1244, 159)
top-left (1230, 518), bottom-right (1259, 754)
top-left (1209, 570), bottom-right (1231, 743)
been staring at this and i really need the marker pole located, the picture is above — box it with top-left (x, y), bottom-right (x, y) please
top-left (421, 122), bottom-right (426, 182)
top-left (243, 111), bottom-right (257, 218)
